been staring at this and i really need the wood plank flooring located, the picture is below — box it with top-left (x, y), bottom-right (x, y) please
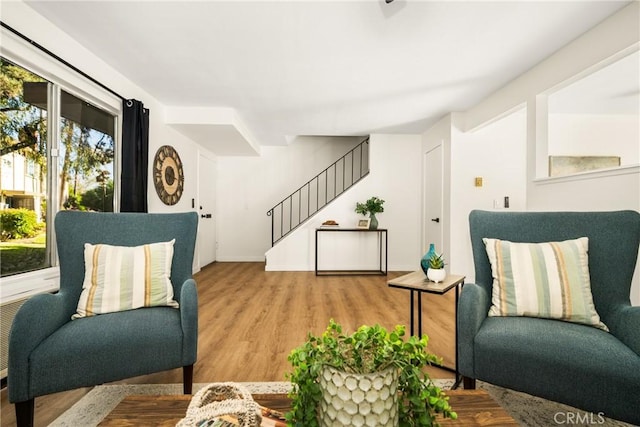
top-left (0, 262), bottom-right (456, 427)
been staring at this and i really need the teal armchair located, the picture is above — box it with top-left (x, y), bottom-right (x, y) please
top-left (8, 211), bottom-right (199, 427)
top-left (458, 210), bottom-right (640, 425)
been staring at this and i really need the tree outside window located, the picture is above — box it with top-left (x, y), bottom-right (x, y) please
top-left (0, 58), bottom-right (116, 277)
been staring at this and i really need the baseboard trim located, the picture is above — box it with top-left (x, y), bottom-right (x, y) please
top-left (214, 256), bottom-right (266, 262)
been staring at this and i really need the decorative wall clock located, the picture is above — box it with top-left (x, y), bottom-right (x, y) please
top-left (153, 145), bottom-right (184, 206)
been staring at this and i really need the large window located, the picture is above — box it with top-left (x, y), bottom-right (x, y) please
top-left (0, 58), bottom-right (116, 278)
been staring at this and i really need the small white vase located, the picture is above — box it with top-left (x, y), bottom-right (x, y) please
top-left (427, 268), bottom-right (446, 283)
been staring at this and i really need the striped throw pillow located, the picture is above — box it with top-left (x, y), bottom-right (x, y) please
top-left (483, 237), bottom-right (607, 331)
top-left (72, 240), bottom-right (178, 319)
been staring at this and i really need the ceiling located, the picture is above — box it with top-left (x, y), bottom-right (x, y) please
top-left (22, 0), bottom-right (632, 155)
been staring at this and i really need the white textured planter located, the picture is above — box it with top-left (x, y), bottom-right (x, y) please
top-left (427, 268), bottom-right (446, 283)
top-left (318, 366), bottom-right (399, 427)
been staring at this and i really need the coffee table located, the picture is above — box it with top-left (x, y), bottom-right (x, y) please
top-left (99, 390), bottom-right (517, 426)
top-left (437, 390), bottom-right (518, 426)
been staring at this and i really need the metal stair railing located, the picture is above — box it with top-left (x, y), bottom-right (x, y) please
top-left (267, 137), bottom-right (370, 246)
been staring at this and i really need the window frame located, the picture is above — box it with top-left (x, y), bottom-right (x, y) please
top-left (1, 27), bottom-right (122, 302)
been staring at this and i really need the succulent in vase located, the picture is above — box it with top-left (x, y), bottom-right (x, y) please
top-left (428, 253), bottom-right (445, 269)
top-left (427, 253), bottom-right (447, 283)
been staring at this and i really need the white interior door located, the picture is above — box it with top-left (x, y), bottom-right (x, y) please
top-left (424, 145), bottom-right (443, 255)
top-left (197, 154), bottom-right (216, 268)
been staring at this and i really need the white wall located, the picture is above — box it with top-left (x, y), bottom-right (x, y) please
top-left (265, 134), bottom-right (422, 271)
top-left (453, 2), bottom-right (640, 303)
top-left (421, 110), bottom-right (527, 283)
top-left (146, 127), bottom-right (212, 216)
top-left (549, 114), bottom-right (639, 165)
top-left (216, 136), bottom-right (365, 262)
top-left (449, 109), bottom-right (528, 281)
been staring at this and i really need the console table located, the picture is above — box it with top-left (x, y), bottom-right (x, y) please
top-left (315, 228), bottom-right (388, 276)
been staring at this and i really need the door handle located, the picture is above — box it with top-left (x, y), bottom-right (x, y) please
top-left (201, 214), bottom-right (212, 219)
top-left (431, 218), bottom-right (440, 223)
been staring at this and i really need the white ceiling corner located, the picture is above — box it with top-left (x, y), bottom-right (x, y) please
top-left (165, 106), bottom-right (261, 156)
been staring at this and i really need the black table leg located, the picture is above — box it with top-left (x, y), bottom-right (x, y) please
top-left (452, 283), bottom-right (462, 389)
top-left (418, 291), bottom-right (423, 337)
top-left (410, 290), bottom-right (415, 336)
top-left (408, 290), bottom-right (423, 338)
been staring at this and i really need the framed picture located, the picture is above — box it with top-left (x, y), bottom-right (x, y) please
top-left (549, 155), bottom-right (620, 177)
top-left (356, 218), bottom-right (371, 229)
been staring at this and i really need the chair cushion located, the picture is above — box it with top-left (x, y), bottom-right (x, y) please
top-left (474, 317), bottom-right (640, 422)
top-left (73, 240), bottom-right (178, 319)
top-left (29, 307), bottom-right (185, 397)
top-left (483, 237), bottom-right (607, 330)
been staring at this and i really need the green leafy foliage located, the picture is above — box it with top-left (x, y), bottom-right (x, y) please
top-left (1, 58), bottom-right (114, 212)
top-left (355, 196), bottom-right (385, 216)
top-left (428, 253), bottom-right (445, 269)
top-left (285, 320), bottom-right (457, 426)
top-left (0, 208), bottom-right (40, 241)
top-left (79, 180), bottom-right (114, 212)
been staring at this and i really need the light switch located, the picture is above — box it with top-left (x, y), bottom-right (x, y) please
top-left (474, 177), bottom-right (483, 187)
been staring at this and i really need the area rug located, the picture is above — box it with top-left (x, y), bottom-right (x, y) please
top-left (51, 380), bottom-right (636, 426)
top-left (477, 382), bottom-right (635, 427)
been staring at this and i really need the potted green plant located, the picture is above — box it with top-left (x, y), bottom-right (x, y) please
top-left (286, 319), bottom-right (457, 427)
top-left (427, 253), bottom-right (446, 283)
top-left (355, 196), bottom-right (385, 229)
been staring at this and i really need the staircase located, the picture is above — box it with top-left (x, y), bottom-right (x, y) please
top-left (267, 137), bottom-right (369, 246)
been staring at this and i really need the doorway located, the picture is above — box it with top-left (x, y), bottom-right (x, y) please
top-left (198, 153), bottom-right (216, 268)
top-left (423, 145), bottom-right (443, 254)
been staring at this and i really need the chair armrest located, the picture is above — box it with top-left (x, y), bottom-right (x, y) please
top-left (180, 279), bottom-right (198, 365)
top-left (457, 282), bottom-right (490, 378)
top-left (606, 305), bottom-right (640, 356)
top-left (8, 293), bottom-right (71, 402)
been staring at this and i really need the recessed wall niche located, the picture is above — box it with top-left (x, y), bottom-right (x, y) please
top-left (546, 48), bottom-right (639, 177)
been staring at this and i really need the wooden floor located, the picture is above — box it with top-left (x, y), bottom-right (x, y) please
top-left (0, 262), bottom-right (456, 427)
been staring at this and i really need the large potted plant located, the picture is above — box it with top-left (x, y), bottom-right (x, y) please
top-left (355, 196), bottom-right (385, 229)
top-left (286, 320), bottom-right (457, 427)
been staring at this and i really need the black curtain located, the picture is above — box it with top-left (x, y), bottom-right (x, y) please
top-left (120, 99), bottom-right (149, 212)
